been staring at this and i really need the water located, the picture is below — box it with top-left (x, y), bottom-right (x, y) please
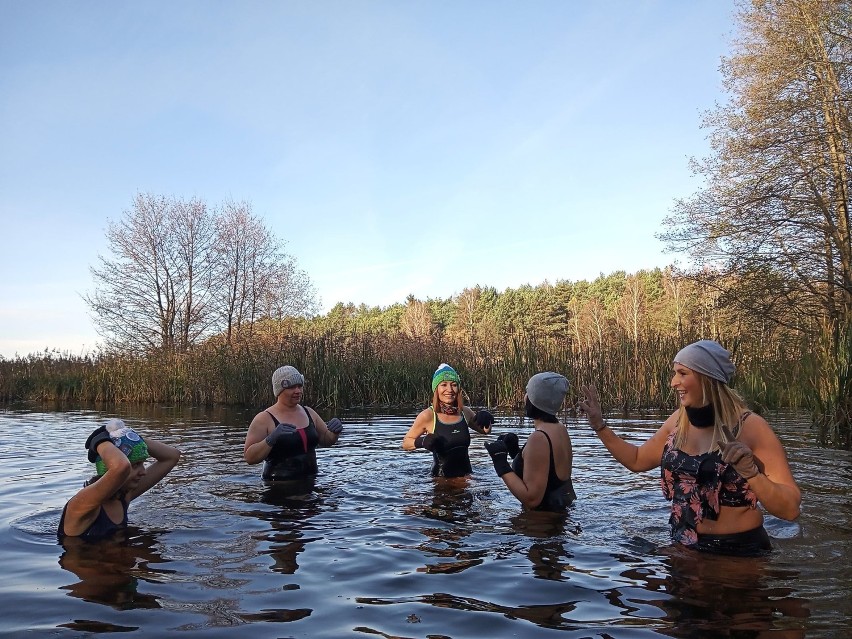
top-left (1, 403), bottom-right (849, 638)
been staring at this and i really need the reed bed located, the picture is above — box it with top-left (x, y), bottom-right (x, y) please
top-left (0, 330), bottom-right (812, 418)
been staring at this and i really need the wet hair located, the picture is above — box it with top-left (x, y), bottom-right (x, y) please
top-left (525, 397), bottom-right (559, 423)
top-left (674, 370), bottom-right (749, 451)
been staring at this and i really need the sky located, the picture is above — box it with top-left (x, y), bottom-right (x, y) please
top-left (0, 0), bottom-right (738, 359)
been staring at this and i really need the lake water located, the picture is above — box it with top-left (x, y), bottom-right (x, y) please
top-left (1, 403), bottom-right (849, 638)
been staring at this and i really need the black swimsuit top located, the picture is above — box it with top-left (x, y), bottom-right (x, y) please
top-left (262, 407), bottom-right (320, 481)
top-left (428, 410), bottom-right (473, 478)
top-left (57, 497), bottom-right (129, 541)
top-left (512, 430), bottom-right (576, 511)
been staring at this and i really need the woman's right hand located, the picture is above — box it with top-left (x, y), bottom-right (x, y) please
top-left (579, 385), bottom-right (606, 432)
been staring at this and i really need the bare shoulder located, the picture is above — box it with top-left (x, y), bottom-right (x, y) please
top-left (739, 411), bottom-right (777, 443)
top-left (654, 411), bottom-right (679, 438)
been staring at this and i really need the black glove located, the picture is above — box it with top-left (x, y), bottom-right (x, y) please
top-left (415, 433), bottom-right (447, 454)
top-left (497, 432), bottom-right (520, 458)
top-left (326, 417), bottom-right (343, 435)
top-left (484, 439), bottom-right (512, 477)
top-left (85, 426), bottom-right (113, 462)
top-left (265, 423), bottom-right (297, 447)
top-left (473, 410), bottom-right (495, 432)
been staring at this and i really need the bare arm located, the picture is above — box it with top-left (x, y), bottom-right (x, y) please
top-left (729, 414), bottom-right (801, 520)
top-left (63, 440), bottom-right (131, 534)
top-left (125, 438), bottom-right (181, 502)
top-left (307, 407), bottom-right (340, 447)
top-left (244, 412), bottom-right (274, 464)
top-left (498, 431), bottom-right (550, 509)
top-left (402, 410), bottom-right (432, 450)
top-left (580, 384), bottom-right (671, 472)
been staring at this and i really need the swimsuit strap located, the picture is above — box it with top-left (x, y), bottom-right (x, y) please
top-left (733, 411), bottom-right (752, 437)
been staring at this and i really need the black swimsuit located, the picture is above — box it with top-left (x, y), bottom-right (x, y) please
top-left (57, 497), bottom-right (129, 540)
top-left (512, 430), bottom-right (576, 511)
top-left (263, 407), bottom-right (321, 481)
top-left (429, 411), bottom-right (473, 478)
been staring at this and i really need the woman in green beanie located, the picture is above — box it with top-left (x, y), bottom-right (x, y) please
top-left (402, 363), bottom-right (495, 477)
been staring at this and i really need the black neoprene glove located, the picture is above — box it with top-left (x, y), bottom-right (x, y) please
top-left (415, 434), bottom-right (448, 454)
top-left (485, 439), bottom-right (512, 477)
top-left (497, 432), bottom-right (520, 458)
top-left (473, 410), bottom-right (494, 430)
top-left (85, 426), bottom-right (113, 462)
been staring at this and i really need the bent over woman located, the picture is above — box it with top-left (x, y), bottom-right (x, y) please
top-left (58, 419), bottom-right (181, 540)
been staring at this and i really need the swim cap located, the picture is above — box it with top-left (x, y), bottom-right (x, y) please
top-left (272, 365), bottom-right (305, 397)
top-left (673, 340), bottom-right (735, 384)
top-left (432, 363), bottom-right (460, 393)
top-left (94, 418), bottom-right (149, 476)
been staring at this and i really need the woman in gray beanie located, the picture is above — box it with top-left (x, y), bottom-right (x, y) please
top-left (484, 372), bottom-right (576, 511)
top-left (579, 340), bottom-right (800, 556)
top-left (244, 365), bottom-right (344, 482)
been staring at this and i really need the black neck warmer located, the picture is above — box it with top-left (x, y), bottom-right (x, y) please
top-left (685, 403), bottom-right (715, 428)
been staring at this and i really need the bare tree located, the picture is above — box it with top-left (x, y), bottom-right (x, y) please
top-left (85, 193), bottom-right (216, 353)
top-left (85, 194), bottom-right (317, 353)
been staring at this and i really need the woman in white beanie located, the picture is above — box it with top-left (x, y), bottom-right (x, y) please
top-left (579, 340), bottom-right (801, 556)
top-left (402, 363), bottom-right (495, 477)
top-left (484, 372), bottom-right (576, 511)
top-left (244, 365), bottom-right (344, 482)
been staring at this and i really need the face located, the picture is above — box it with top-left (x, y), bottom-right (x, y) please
top-left (671, 363), bottom-right (705, 407)
top-left (436, 380), bottom-right (459, 403)
top-left (123, 460), bottom-right (147, 490)
top-left (280, 384), bottom-right (304, 404)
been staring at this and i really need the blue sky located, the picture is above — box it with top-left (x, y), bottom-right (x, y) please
top-left (0, 1), bottom-right (736, 358)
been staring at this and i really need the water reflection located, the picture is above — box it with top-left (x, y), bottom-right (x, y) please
top-left (404, 478), bottom-right (487, 574)
top-left (510, 510), bottom-right (580, 582)
top-left (58, 528), bottom-right (171, 611)
top-left (655, 546), bottom-right (810, 638)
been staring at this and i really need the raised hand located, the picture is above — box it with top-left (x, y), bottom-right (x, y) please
top-left (473, 410), bottom-right (495, 433)
top-left (326, 417), bottom-right (344, 435)
top-left (85, 425), bottom-right (113, 462)
top-left (496, 432), bottom-right (520, 458)
top-left (265, 423), bottom-right (297, 447)
top-left (484, 439), bottom-right (512, 477)
top-left (719, 424), bottom-right (760, 480)
top-left (578, 385), bottom-right (606, 432)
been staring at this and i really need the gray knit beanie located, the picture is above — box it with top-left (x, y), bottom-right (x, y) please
top-left (526, 372), bottom-right (569, 416)
top-left (673, 340), bottom-right (735, 384)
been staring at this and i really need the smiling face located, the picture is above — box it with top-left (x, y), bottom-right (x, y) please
top-left (671, 363), bottom-right (706, 407)
top-left (436, 380), bottom-right (459, 404)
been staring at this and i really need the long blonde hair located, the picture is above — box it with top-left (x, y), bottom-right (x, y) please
top-left (673, 371), bottom-right (750, 452)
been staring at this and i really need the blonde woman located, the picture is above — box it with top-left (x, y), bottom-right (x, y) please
top-left (580, 340), bottom-right (800, 556)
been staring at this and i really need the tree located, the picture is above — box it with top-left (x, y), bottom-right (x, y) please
top-left (660, 0), bottom-right (851, 440)
top-left (86, 194), bottom-right (316, 353)
top-left (85, 193), bottom-right (216, 353)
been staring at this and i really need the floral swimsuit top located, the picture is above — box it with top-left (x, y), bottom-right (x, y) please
top-left (660, 414), bottom-right (758, 546)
